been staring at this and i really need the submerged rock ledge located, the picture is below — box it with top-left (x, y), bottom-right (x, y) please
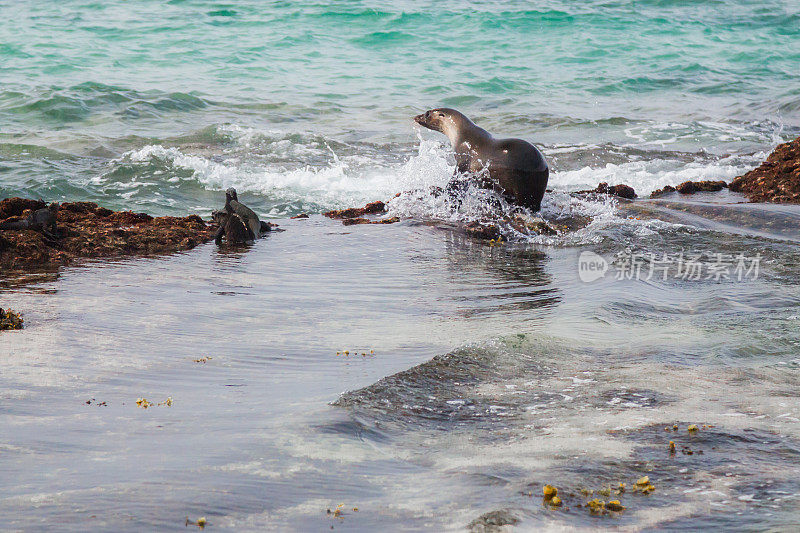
top-left (0, 198), bottom-right (215, 269)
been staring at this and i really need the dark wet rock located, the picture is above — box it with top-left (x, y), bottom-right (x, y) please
top-left (464, 217), bottom-right (558, 241)
top-left (341, 216), bottom-right (400, 226)
top-left (0, 198), bottom-right (215, 269)
top-left (578, 183), bottom-right (637, 199)
top-left (334, 346), bottom-right (550, 433)
top-left (651, 180), bottom-right (727, 198)
top-left (601, 182), bottom-right (637, 199)
top-left (465, 221), bottom-right (502, 241)
top-left (729, 136), bottom-right (800, 203)
top-left (290, 213), bottom-right (309, 219)
top-left (323, 201), bottom-right (386, 219)
top-left (507, 216), bottom-right (558, 236)
top-left (468, 509), bottom-right (520, 531)
top-left (678, 180), bottom-right (727, 194)
top-left (650, 185), bottom-right (677, 198)
top-left (0, 308), bottom-right (23, 330)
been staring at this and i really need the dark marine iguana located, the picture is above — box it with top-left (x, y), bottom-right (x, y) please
top-left (0, 202), bottom-right (60, 238)
top-left (225, 188), bottom-right (273, 237)
top-left (212, 209), bottom-right (255, 245)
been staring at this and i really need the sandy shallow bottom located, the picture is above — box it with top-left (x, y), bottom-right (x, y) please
top-left (1, 205), bottom-right (800, 531)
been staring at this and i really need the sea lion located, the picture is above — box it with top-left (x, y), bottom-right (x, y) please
top-left (0, 202), bottom-right (59, 238)
top-left (414, 108), bottom-right (549, 211)
top-left (212, 209), bottom-right (254, 245)
top-left (225, 188), bottom-right (273, 237)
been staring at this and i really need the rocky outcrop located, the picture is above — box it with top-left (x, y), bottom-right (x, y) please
top-left (323, 201), bottom-right (386, 219)
top-left (0, 198), bottom-right (216, 269)
top-left (577, 182), bottom-right (637, 199)
top-left (597, 182), bottom-right (637, 199)
top-left (0, 308), bottom-right (23, 330)
top-left (729, 137), bottom-right (800, 203)
top-left (465, 221), bottom-right (502, 241)
top-left (323, 201), bottom-right (398, 226)
top-left (650, 180), bottom-right (728, 198)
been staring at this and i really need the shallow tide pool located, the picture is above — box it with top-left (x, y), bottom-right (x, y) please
top-left (2, 203), bottom-right (799, 531)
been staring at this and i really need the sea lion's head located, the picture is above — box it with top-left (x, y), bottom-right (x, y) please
top-left (413, 108), bottom-right (467, 145)
top-left (226, 188), bottom-right (239, 202)
top-left (224, 190), bottom-right (235, 213)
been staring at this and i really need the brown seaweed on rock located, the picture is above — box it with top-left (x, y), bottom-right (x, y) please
top-left (729, 136), bottom-right (800, 203)
top-left (576, 182), bottom-right (637, 199)
top-left (650, 180), bottom-right (727, 198)
top-left (0, 198), bottom-right (216, 270)
top-left (323, 201), bottom-right (386, 219)
top-left (0, 308), bottom-right (24, 330)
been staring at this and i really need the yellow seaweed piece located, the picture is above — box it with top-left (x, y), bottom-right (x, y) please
top-left (333, 503), bottom-right (345, 518)
top-left (136, 398), bottom-right (152, 409)
top-left (688, 424), bottom-right (699, 432)
top-left (587, 499), bottom-right (605, 513)
top-left (606, 500), bottom-right (625, 512)
top-left (550, 496), bottom-right (562, 507)
top-left (635, 476), bottom-right (649, 486)
top-left (543, 485), bottom-right (558, 500)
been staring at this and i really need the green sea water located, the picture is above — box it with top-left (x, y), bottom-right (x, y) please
top-left (1, 0), bottom-right (798, 216)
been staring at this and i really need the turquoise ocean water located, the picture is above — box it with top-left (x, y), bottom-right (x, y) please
top-left (1, 0), bottom-right (799, 218)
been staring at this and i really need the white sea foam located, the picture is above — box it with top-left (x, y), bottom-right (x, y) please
top-left (117, 143), bottom-right (403, 210)
top-left (109, 127), bottom-right (764, 243)
top-left (549, 153), bottom-right (765, 195)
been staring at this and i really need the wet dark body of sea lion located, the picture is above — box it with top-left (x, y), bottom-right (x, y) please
top-left (212, 209), bottom-right (254, 245)
top-left (414, 108), bottom-right (549, 211)
top-left (0, 202), bottom-right (59, 238)
top-left (225, 188), bottom-right (272, 237)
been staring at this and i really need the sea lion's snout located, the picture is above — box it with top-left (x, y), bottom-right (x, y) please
top-left (414, 109), bottom-right (443, 132)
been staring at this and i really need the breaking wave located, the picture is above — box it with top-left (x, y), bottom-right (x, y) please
top-left (94, 123), bottom-right (774, 243)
